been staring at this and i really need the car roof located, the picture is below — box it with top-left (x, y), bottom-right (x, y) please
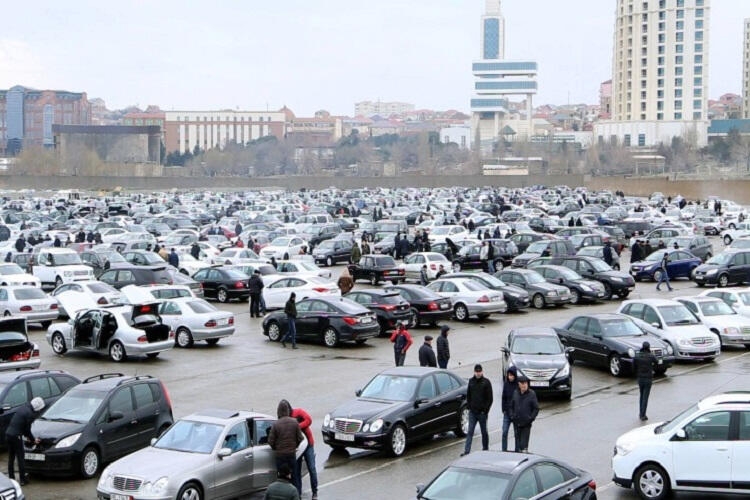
top-left (0, 369), bottom-right (75, 383)
top-left (378, 366), bottom-right (446, 377)
top-left (621, 298), bottom-right (681, 306)
top-left (698, 392), bottom-right (750, 410)
top-left (184, 408), bottom-right (272, 424)
top-left (509, 327), bottom-right (558, 336)
top-left (355, 289), bottom-right (401, 296)
top-left (578, 312), bottom-right (630, 321)
top-left (76, 373), bottom-right (157, 391)
top-left (450, 450), bottom-right (541, 474)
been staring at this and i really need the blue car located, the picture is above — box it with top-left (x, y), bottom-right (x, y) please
top-left (629, 248), bottom-right (702, 282)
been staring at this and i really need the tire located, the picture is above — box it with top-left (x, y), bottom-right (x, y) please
top-left (176, 327), bottom-right (194, 348)
top-left (387, 423), bottom-right (407, 457)
top-left (609, 354), bottom-right (623, 377)
top-left (146, 352), bottom-right (159, 359)
top-left (267, 321), bottom-right (282, 342)
top-left (618, 290), bottom-right (630, 299)
top-left (55, 276), bottom-right (63, 288)
top-left (2, 311), bottom-right (9, 317)
top-left (370, 273), bottom-right (379, 286)
top-left (532, 293), bottom-right (546, 309)
top-left (454, 406), bottom-right (469, 437)
top-left (41, 321), bottom-right (51, 329)
top-left (80, 446), bottom-right (100, 479)
top-left (613, 264), bottom-right (620, 271)
top-left (206, 338), bottom-right (220, 346)
top-left (477, 313), bottom-right (490, 320)
top-left (217, 287), bottom-right (228, 303)
top-left (177, 482), bottom-right (203, 500)
top-left (109, 340), bottom-right (126, 362)
top-left (603, 282), bottom-right (613, 300)
top-left (354, 339), bottom-right (367, 345)
top-left (454, 303), bottom-right (469, 322)
top-left (570, 289), bottom-right (580, 305)
top-left (283, 252), bottom-right (289, 260)
top-left (724, 235), bottom-right (733, 245)
top-left (323, 326), bottom-right (339, 348)
top-left (326, 256), bottom-right (333, 267)
top-left (51, 332), bottom-right (67, 354)
top-left (562, 390), bottom-right (572, 401)
top-left (653, 269), bottom-right (664, 282)
top-left (633, 463), bottom-right (670, 500)
top-left (452, 262), bottom-right (461, 272)
top-left (408, 308), bottom-right (419, 328)
top-left (718, 274), bottom-right (729, 287)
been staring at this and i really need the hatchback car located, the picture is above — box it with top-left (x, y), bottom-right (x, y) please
top-left (693, 250), bottom-right (750, 287)
top-left (667, 235), bottom-right (713, 261)
top-left (402, 252), bottom-right (450, 281)
top-left (312, 238), bottom-right (353, 267)
top-left (629, 249), bottom-right (702, 282)
top-left (345, 289), bottom-right (413, 334)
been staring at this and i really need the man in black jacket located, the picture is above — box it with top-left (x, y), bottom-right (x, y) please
top-left (248, 270), bottom-right (264, 318)
top-left (436, 325), bottom-right (450, 368)
top-left (418, 336), bottom-right (437, 367)
top-left (6, 397), bottom-right (44, 484)
top-left (511, 376), bottom-right (539, 453)
top-left (633, 341), bottom-right (657, 420)
top-left (501, 366), bottom-right (518, 451)
top-left (281, 293), bottom-right (298, 349)
top-left (462, 364), bottom-right (493, 456)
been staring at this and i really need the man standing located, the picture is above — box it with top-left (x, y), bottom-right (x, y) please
top-left (603, 240), bottom-right (614, 267)
top-left (479, 241), bottom-right (489, 272)
top-left (248, 270), bottom-right (264, 318)
top-left (419, 265), bottom-right (429, 286)
top-left (6, 397), bottom-right (44, 485)
top-left (190, 242), bottom-right (201, 260)
top-left (462, 364), bottom-right (493, 456)
top-left (501, 367), bottom-right (518, 452)
top-left (633, 341), bottom-right (657, 421)
top-left (655, 252), bottom-right (673, 291)
top-left (263, 463), bottom-right (299, 500)
top-left (418, 335), bottom-right (437, 367)
top-left (436, 325), bottom-right (450, 369)
top-left (281, 293), bottom-right (297, 349)
top-left (168, 248), bottom-right (179, 269)
top-left (486, 240), bottom-right (496, 274)
top-left (389, 322), bottom-right (413, 366)
top-left (268, 400), bottom-right (305, 493)
top-left (286, 401), bottom-right (318, 500)
top-left (630, 238), bottom-right (642, 264)
top-left (350, 241), bottom-right (361, 264)
top-left (511, 376), bottom-right (539, 453)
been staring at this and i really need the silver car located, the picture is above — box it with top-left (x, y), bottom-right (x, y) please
top-left (0, 285), bottom-right (59, 328)
top-left (426, 277), bottom-right (507, 321)
top-left (97, 409), bottom-right (286, 500)
top-left (0, 317), bottom-right (40, 371)
top-left (158, 298), bottom-right (235, 348)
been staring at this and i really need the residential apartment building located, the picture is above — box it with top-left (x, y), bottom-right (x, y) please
top-left (744, 18), bottom-right (750, 118)
top-left (354, 101), bottom-right (415, 117)
top-left (284, 109), bottom-right (343, 146)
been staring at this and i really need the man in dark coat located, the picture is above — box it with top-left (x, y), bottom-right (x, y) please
top-left (603, 241), bottom-right (614, 266)
top-left (6, 397), bottom-right (44, 484)
top-left (190, 242), bottom-right (201, 260)
top-left (14, 236), bottom-right (25, 253)
top-left (436, 325), bottom-right (450, 369)
top-left (501, 366), bottom-right (518, 451)
top-left (263, 462), bottom-right (299, 500)
top-left (633, 341), bottom-right (658, 421)
top-left (511, 376), bottom-right (539, 453)
top-left (168, 248), bottom-right (179, 268)
top-left (462, 364), bottom-right (493, 456)
top-left (418, 336), bottom-right (437, 367)
top-left (399, 236), bottom-right (409, 260)
top-left (630, 238), bottom-right (643, 263)
top-left (268, 399), bottom-right (304, 494)
top-left (281, 293), bottom-right (298, 349)
top-left (248, 270), bottom-right (264, 318)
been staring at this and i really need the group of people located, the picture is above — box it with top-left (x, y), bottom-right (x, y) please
top-left (389, 322), bottom-right (451, 368)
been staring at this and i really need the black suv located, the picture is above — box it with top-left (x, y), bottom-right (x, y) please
top-left (312, 238), bottom-right (353, 267)
top-left (451, 239), bottom-right (518, 272)
top-left (305, 223), bottom-right (342, 250)
top-left (344, 289), bottom-right (413, 334)
top-left (348, 255), bottom-right (406, 285)
top-left (25, 373), bottom-right (173, 479)
top-left (98, 265), bottom-right (172, 289)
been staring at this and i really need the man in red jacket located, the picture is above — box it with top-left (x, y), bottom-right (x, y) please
top-left (389, 322), bottom-right (413, 366)
top-left (285, 401), bottom-right (318, 500)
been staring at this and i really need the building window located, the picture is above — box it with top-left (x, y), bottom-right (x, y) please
top-left (676, 10), bottom-right (684, 19)
top-left (658, 22), bottom-right (665, 31)
top-left (676, 32), bottom-right (683, 42)
top-left (695, 66), bottom-right (702, 75)
top-left (659, 11), bottom-right (665, 20)
top-left (675, 66), bottom-right (683, 76)
top-left (641, 102), bottom-right (647, 112)
top-left (676, 20), bottom-right (684, 30)
top-left (675, 55), bottom-right (683, 65)
top-left (657, 101), bottom-right (664, 111)
top-left (677, 0), bottom-right (684, 6)
top-left (695, 55), bottom-right (703, 64)
top-left (641, 91), bottom-right (647, 99)
top-left (659, 0), bottom-right (665, 8)
top-left (675, 78), bottom-right (683, 87)
top-left (658, 33), bottom-right (665, 43)
top-left (694, 88), bottom-right (702, 97)
top-left (695, 19), bottom-right (703, 29)
top-left (675, 112), bottom-right (682, 119)
top-left (694, 77), bottom-right (702, 86)
top-left (658, 45), bottom-right (665, 55)
top-left (693, 99), bottom-right (702, 109)
top-left (624, 134), bottom-right (631, 147)
top-left (657, 112), bottom-right (664, 120)
top-left (675, 100), bottom-right (682, 110)
top-left (658, 56), bottom-right (665, 65)
top-left (696, 31), bottom-right (703, 41)
top-left (641, 79), bottom-right (647, 88)
top-left (658, 79), bottom-right (664, 88)
top-left (675, 89), bottom-right (683, 98)
top-left (657, 67), bottom-right (665, 77)
top-left (696, 8), bottom-right (703, 17)
top-left (695, 43), bottom-right (703, 52)
top-left (676, 44), bottom-right (683, 53)
top-left (693, 112), bottom-right (702, 119)
top-left (657, 90), bottom-right (664, 98)
top-left (638, 134), bottom-right (646, 146)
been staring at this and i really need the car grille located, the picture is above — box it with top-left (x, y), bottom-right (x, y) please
top-left (651, 348), bottom-right (664, 357)
top-left (334, 418), bottom-right (362, 433)
top-left (0, 488), bottom-right (16, 500)
top-left (742, 327), bottom-right (750, 335)
top-left (691, 337), bottom-right (715, 346)
top-left (522, 368), bottom-right (557, 379)
top-left (113, 476), bottom-right (143, 492)
top-left (74, 270), bottom-right (90, 276)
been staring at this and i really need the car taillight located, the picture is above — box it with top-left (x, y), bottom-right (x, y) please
top-left (19, 306), bottom-right (31, 312)
top-left (234, 281), bottom-right (245, 289)
top-left (430, 263), bottom-right (437, 270)
top-left (587, 480), bottom-right (597, 491)
top-left (9, 350), bottom-right (32, 361)
top-left (343, 316), bottom-right (357, 325)
top-left (228, 317), bottom-right (234, 325)
top-left (477, 295), bottom-right (490, 303)
top-left (137, 335), bottom-right (148, 342)
top-left (205, 320), bottom-right (217, 327)
top-left (50, 303), bottom-right (58, 309)
top-left (380, 305), bottom-right (397, 311)
top-left (427, 301), bottom-right (439, 311)
top-left (399, 269), bottom-right (405, 275)
top-left (32, 348), bottom-right (39, 358)
top-left (160, 381), bottom-right (173, 410)
top-left (97, 297), bottom-right (108, 304)
top-left (312, 287), bottom-right (329, 293)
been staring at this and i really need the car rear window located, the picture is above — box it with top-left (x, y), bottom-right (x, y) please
top-left (378, 294), bottom-right (404, 304)
top-left (374, 256), bottom-right (396, 266)
top-left (186, 300), bottom-right (216, 314)
top-left (87, 283), bottom-right (117, 294)
top-left (223, 269), bottom-right (249, 280)
top-left (12, 288), bottom-right (46, 300)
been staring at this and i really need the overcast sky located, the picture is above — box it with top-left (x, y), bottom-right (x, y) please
top-left (1, 0), bottom-right (749, 116)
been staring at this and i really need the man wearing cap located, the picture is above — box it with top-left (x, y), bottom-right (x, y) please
top-left (462, 364), bottom-right (493, 456)
top-left (418, 335), bottom-right (437, 367)
top-left (436, 325), bottom-right (450, 369)
top-left (633, 341), bottom-right (658, 421)
top-left (6, 397), bottom-right (44, 485)
top-left (511, 376), bottom-right (539, 453)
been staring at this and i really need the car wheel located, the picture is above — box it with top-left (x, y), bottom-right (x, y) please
top-left (724, 235), bottom-right (733, 245)
top-left (609, 354), bottom-right (622, 377)
top-left (323, 326), bottom-right (339, 348)
top-left (80, 446), bottom-right (100, 479)
top-left (454, 406), bottom-right (469, 437)
top-left (653, 269), bottom-right (663, 282)
top-left (55, 276), bottom-right (63, 288)
top-left (217, 287), bottom-right (229, 303)
top-left (51, 332), bottom-right (67, 354)
top-left (532, 293), bottom-right (546, 309)
top-left (326, 256), bottom-right (333, 267)
top-left (454, 303), bottom-right (469, 322)
top-left (452, 262), bottom-right (461, 272)
top-left (370, 273), bottom-right (379, 286)
top-left (603, 282), bottom-right (613, 300)
top-left (618, 290), bottom-right (630, 299)
top-left (206, 338), bottom-right (220, 346)
top-left (634, 463), bottom-right (670, 500)
top-left (569, 289), bottom-right (580, 305)
top-left (109, 340), bottom-right (126, 362)
top-left (176, 327), bottom-right (194, 348)
top-left (718, 274), bottom-right (729, 287)
top-left (493, 260), bottom-right (504, 272)
top-left (267, 321), bottom-right (282, 342)
top-left (387, 423), bottom-right (407, 457)
top-left (177, 482), bottom-right (204, 500)
top-left (408, 308), bottom-right (419, 328)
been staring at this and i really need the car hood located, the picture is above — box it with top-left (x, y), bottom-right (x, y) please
top-left (514, 252), bottom-right (540, 261)
top-left (701, 314), bottom-right (750, 328)
top-left (32, 418), bottom-right (87, 440)
top-left (695, 263), bottom-right (719, 272)
top-left (613, 334), bottom-right (667, 351)
top-left (55, 290), bottom-right (98, 316)
top-left (330, 398), bottom-right (409, 421)
top-left (529, 282), bottom-right (567, 293)
top-left (103, 446), bottom-right (209, 479)
top-left (616, 423), bottom-right (663, 447)
top-left (509, 353), bottom-right (567, 371)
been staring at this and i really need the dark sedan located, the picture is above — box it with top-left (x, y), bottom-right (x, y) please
top-left (531, 255), bottom-right (635, 300)
top-left (449, 271), bottom-right (530, 311)
top-left (533, 264), bottom-right (607, 304)
top-left (262, 296), bottom-right (379, 347)
top-left (97, 265), bottom-right (172, 290)
top-left (322, 367), bottom-right (468, 457)
top-left (496, 269), bottom-right (571, 309)
top-left (501, 327), bottom-right (572, 399)
top-left (555, 313), bottom-right (674, 377)
top-left (384, 284), bottom-right (453, 328)
top-left (348, 254), bottom-right (406, 285)
top-left (450, 239), bottom-right (518, 273)
top-left (345, 289), bottom-right (413, 334)
top-left (190, 266), bottom-right (250, 303)
top-left (416, 451), bottom-right (597, 500)
top-left (312, 238), bottom-right (353, 267)
top-left (629, 248), bottom-right (702, 282)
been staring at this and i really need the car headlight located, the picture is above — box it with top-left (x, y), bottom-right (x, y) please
top-left (666, 344), bottom-right (674, 355)
top-left (55, 432), bottom-right (81, 448)
top-left (677, 338), bottom-right (691, 346)
top-left (556, 364), bottom-right (570, 378)
top-left (579, 284), bottom-right (592, 292)
top-left (627, 348), bottom-right (636, 358)
top-left (63, 271), bottom-right (73, 277)
top-left (323, 414), bottom-right (330, 427)
top-left (369, 419), bottom-right (384, 433)
top-left (706, 269), bottom-right (718, 276)
top-left (546, 291), bottom-right (555, 296)
top-left (98, 467), bottom-right (112, 489)
top-left (142, 477), bottom-right (169, 495)
top-left (616, 441), bottom-right (636, 456)
top-left (723, 327), bottom-right (740, 335)
top-left (610, 277), bottom-right (623, 282)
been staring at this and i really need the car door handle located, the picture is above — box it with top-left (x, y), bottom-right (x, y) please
top-left (716, 447), bottom-right (729, 451)
top-left (244, 453), bottom-right (253, 459)
top-left (434, 402), bottom-right (442, 407)
top-left (130, 420), bottom-right (138, 425)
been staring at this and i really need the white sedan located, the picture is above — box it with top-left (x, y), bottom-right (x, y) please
top-left (0, 263), bottom-right (41, 287)
top-left (276, 259), bottom-right (332, 280)
top-left (699, 288), bottom-right (750, 318)
top-left (402, 252), bottom-right (450, 281)
top-left (0, 285), bottom-right (59, 328)
top-left (426, 277), bottom-right (507, 321)
top-left (262, 276), bottom-right (340, 310)
top-left (50, 280), bottom-right (125, 315)
top-left (428, 225), bottom-right (470, 244)
top-left (209, 248), bottom-right (263, 265)
top-left (260, 236), bottom-right (309, 260)
top-left (676, 295), bottom-right (750, 348)
top-left (158, 297), bottom-right (235, 348)
top-left (174, 252), bottom-right (210, 276)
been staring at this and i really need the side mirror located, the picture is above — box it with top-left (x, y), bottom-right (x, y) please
top-left (218, 447), bottom-right (232, 459)
top-left (558, 278), bottom-right (564, 284)
top-left (109, 411), bottom-right (124, 422)
top-left (651, 322), bottom-right (661, 329)
top-left (416, 483), bottom-right (426, 495)
top-left (501, 347), bottom-right (509, 354)
top-left (414, 398), bottom-right (428, 408)
top-left (150, 437), bottom-right (157, 446)
top-left (355, 389), bottom-right (362, 397)
top-left (674, 429), bottom-right (686, 440)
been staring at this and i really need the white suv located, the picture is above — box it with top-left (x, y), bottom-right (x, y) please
top-left (32, 248), bottom-right (95, 289)
top-left (613, 392), bottom-right (750, 499)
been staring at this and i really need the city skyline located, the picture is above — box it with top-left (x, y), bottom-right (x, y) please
top-left (1, 0), bottom-right (749, 115)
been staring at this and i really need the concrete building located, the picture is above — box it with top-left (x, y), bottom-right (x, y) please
top-left (597, 0), bottom-right (710, 147)
top-left (354, 101), bottom-right (414, 117)
top-left (599, 80), bottom-right (613, 119)
top-left (0, 85), bottom-right (91, 156)
top-left (744, 18), bottom-right (750, 118)
top-left (440, 124), bottom-right (472, 149)
top-left (284, 108), bottom-right (343, 146)
top-left (53, 125), bottom-right (161, 165)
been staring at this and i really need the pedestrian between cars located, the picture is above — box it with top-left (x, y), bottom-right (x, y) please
top-left (435, 264), bottom-right (447, 279)
top-left (418, 335), bottom-right (437, 367)
top-left (419, 265), bottom-right (429, 286)
top-left (168, 248), bottom-right (179, 268)
top-left (282, 401), bottom-right (318, 499)
top-left (511, 376), bottom-right (539, 453)
top-left (462, 364), bottom-right (493, 456)
top-left (630, 238), bottom-right (642, 263)
top-left (389, 322), bottom-right (413, 366)
top-left (501, 366), bottom-right (518, 452)
top-left (6, 396), bottom-right (44, 485)
top-left (361, 238), bottom-right (371, 255)
top-left (350, 241), bottom-right (361, 264)
top-left (436, 325), bottom-right (450, 368)
top-left (633, 341), bottom-right (657, 421)
top-left (337, 267), bottom-right (354, 294)
top-left (656, 252), bottom-right (673, 291)
top-left (603, 241), bottom-right (614, 266)
top-left (248, 270), bottom-right (265, 318)
top-left (282, 293), bottom-right (298, 349)
top-left (268, 400), bottom-right (306, 493)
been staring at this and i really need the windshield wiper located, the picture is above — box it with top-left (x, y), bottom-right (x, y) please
top-left (672, 319), bottom-right (694, 325)
top-left (45, 417), bottom-right (82, 423)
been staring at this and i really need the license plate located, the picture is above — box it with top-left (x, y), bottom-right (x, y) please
top-left (111, 494), bottom-right (131, 500)
top-left (25, 452), bottom-right (45, 461)
top-left (218, 318), bottom-right (229, 326)
top-left (361, 317), bottom-right (372, 324)
top-left (530, 381), bottom-right (549, 387)
top-left (440, 303), bottom-right (450, 309)
top-left (658, 359), bottom-right (663, 364)
top-left (335, 432), bottom-right (355, 442)
top-left (631, 271), bottom-right (637, 276)
top-left (597, 293), bottom-right (605, 297)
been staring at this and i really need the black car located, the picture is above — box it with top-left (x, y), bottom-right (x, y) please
top-left (0, 370), bottom-right (80, 445)
top-left (345, 289), bottom-right (413, 334)
top-left (617, 220), bottom-right (653, 238)
top-left (502, 327), bottom-right (572, 399)
top-left (98, 265), bottom-right (172, 290)
top-left (528, 217), bottom-right (565, 234)
top-left (451, 239), bottom-right (518, 273)
top-left (532, 265), bottom-right (607, 304)
top-left (322, 367), bottom-right (468, 457)
top-left (496, 269), bottom-right (571, 309)
top-left (348, 254), bottom-right (406, 285)
top-left (120, 250), bottom-right (166, 268)
top-left (416, 451), bottom-right (597, 500)
top-left (449, 272), bottom-right (530, 311)
top-left (25, 373), bottom-right (174, 478)
top-left (383, 284), bottom-right (453, 328)
top-left (79, 251), bottom-right (128, 278)
top-left (512, 238), bottom-right (576, 268)
top-left (191, 266), bottom-right (250, 302)
top-left (304, 223), bottom-right (342, 249)
top-left (531, 255), bottom-right (635, 300)
top-left (262, 296), bottom-right (380, 347)
top-left (693, 250), bottom-right (750, 287)
top-left (555, 313), bottom-right (674, 377)
top-left (312, 238), bottom-right (353, 267)
top-left (509, 232), bottom-right (552, 254)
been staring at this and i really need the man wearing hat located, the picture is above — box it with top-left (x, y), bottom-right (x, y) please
top-left (436, 325), bottom-right (450, 369)
top-left (511, 376), bottom-right (539, 453)
top-left (418, 335), bottom-right (437, 367)
top-left (462, 364), bottom-right (493, 456)
top-left (6, 396), bottom-right (45, 485)
top-left (633, 341), bottom-right (658, 421)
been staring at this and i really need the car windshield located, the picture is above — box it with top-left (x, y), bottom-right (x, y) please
top-left (645, 252), bottom-right (666, 262)
top-left (419, 466), bottom-right (511, 500)
top-left (87, 283), bottom-right (118, 294)
top-left (524, 272), bottom-right (545, 284)
top-left (699, 301), bottom-right (735, 316)
top-left (578, 247), bottom-right (600, 257)
top-left (655, 403), bottom-right (700, 434)
top-left (511, 335), bottom-right (562, 354)
top-left (154, 419), bottom-right (224, 454)
top-left (359, 374), bottom-right (418, 402)
top-left (706, 253), bottom-right (733, 265)
top-left (186, 300), bottom-right (216, 314)
top-left (317, 240), bottom-right (335, 250)
top-left (42, 390), bottom-right (105, 424)
top-left (0, 264), bottom-right (25, 275)
top-left (526, 241), bottom-right (548, 254)
top-left (556, 267), bottom-right (582, 280)
top-left (224, 269), bottom-right (249, 280)
top-left (374, 256), bottom-right (397, 266)
top-left (589, 259), bottom-right (612, 271)
top-left (270, 237), bottom-right (291, 246)
top-left (462, 280), bottom-right (488, 292)
top-left (657, 305), bottom-right (699, 325)
top-left (739, 292), bottom-right (750, 306)
top-left (12, 288), bottom-right (46, 300)
top-left (600, 319), bottom-right (644, 337)
top-left (431, 227), bottom-right (451, 235)
top-left (50, 253), bottom-right (82, 265)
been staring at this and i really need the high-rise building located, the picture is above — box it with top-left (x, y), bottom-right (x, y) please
top-left (596, 0), bottom-right (710, 147)
top-left (743, 18), bottom-right (750, 118)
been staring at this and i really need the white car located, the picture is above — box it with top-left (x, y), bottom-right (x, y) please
top-left (613, 391), bottom-right (750, 500)
top-left (0, 263), bottom-right (40, 287)
top-left (402, 252), bottom-right (450, 281)
top-left (262, 276), bottom-right (340, 310)
top-left (721, 221), bottom-right (750, 245)
top-left (158, 297), bottom-right (235, 348)
top-left (699, 288), bottom-right (750, 318)
top-left (173, 252), bottom-right (210, 276)
top-left (276, 260), bottom-right (332, 280)
top-left (676, 295), bottom-right (750, 348)
top-left (426, 277), bottom-right (507, 321)
top-left (99, 227), bottom-right (130, 243)
top-left (616, 299), bottom-right (721, 361)
top-left (210, 248), bottom-right (263, 265)
top-left (260, 236), bottom-right (308, 260)
top-left (428, 225), bottom-right (469, 244)
top-left (0, 285), bottom-right (59, 328)
top-left (50, 280), bottom-right (125, 315)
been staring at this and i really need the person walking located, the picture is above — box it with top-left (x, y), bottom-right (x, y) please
top-left (337, 267), bottom-right (354, 294)
top-left (418, 335), bottom-right (437, 367)
top-left (419, 264), bottom-right (429, 286)
top-left (268, 400), bottom-right (305, 494)
top-left (6, 397), bottom-right (44, 485)
top-left (263, 462), bottom-right (300, 500)
top-left (656, 252), bottom-right (673, 291)
top-left (190, 242), bottom-right (201, 260)
top-left (281, 293), bottom-right (298, 349)
top-left (486, 240), bottom-right (496, 273)
top-left (248, 270), bottom-right (264, 318)
top-left (283, 401), bottom-right (318, 499)
top-left (511, 376), bottom-right (539, 453)
top-left (633, 341), bottom-right (658, 421)
top-left (630, 238), bottom-right (643, 264)
top-left (168, 248), bottom-right (179, 268)
top-left (389, 322), bottom-right (413, 366)
top-left (501, 366), bottom-right (518, 452)
top-left (436, 325), bottom-right (450, 369)
top-left (350, 241), bottom-right (361, 264)
top-left (462, 364), bottom-right (493, 456)
top-left (603, 240), bottom-right (614, 266)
